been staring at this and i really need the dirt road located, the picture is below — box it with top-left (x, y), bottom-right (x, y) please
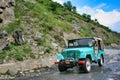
top-left (9, 49), bottom-right (120, 80)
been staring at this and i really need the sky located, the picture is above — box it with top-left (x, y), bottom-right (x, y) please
top-left (52, 0), bottom-right (120, 33)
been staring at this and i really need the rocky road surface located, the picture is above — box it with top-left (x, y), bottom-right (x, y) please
top-left (2, 49), bottom-right (120, 80)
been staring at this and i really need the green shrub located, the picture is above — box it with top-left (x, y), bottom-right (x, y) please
top-left (37, 38), bottom-right (46, 46)
top-left (0, 51), bottom-right (6, 62)
top-left (15, 54), bottom-right (23, 61)
top-left (65, 17), bottom-right (75, 22)
top-left (49, 2), bottom-right (58, 12)
top-left (23, 47), bottom-right (32, 53)
top-left (44, 47), bottom-right (51, 54)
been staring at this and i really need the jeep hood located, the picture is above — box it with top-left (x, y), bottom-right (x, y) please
top-left (60, 47), bottom-right (94, 60)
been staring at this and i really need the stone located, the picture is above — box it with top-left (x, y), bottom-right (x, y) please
top-left (0, 1), bottom-right (7, 9)
top-left (8, 0), bottom-right (15, 7)
top-left (9, 69), bottom-right (18, 75)
top-left (0, 0), bottom-right (15, 24)
top-left (0, 8), bottom-right (3, 14)
top-left (33, 32), bottom-right (42, 41)
top-left (13, 29), bottom-right (25, 45)
top-left (29, 70), bottom-right (34, 73)
top-left (0, 30), bottom-right (8, 38)
top-left (52, 43), bottom-right (58, 49)
top-left (72, 20), bottom-right (81, 31)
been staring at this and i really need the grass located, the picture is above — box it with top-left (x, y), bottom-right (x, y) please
top-left (0, 43), bottom-right (34, 62)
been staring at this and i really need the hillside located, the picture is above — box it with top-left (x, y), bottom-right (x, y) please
top-left (0, 0), bottom-right (120, 63)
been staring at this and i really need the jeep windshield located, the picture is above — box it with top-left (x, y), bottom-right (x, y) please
top-left (68, 38), bottom-right (94, 48)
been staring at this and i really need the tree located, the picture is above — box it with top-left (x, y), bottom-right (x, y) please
top-left (63, 1), bottom-right (76, 13)
top-left (63, 1), bottom-right (72, 11)
top-left (82, 13), bottom-right (91, 22)
top-left (49, 2), bottom-right (58, 12)
top-left (72, 6), bottom-right (76, 13)
top-left (94, 19), bottom-right (99, 23)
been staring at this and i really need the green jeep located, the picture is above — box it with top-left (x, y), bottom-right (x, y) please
top-left (55, 37), bottom-right (105, 73)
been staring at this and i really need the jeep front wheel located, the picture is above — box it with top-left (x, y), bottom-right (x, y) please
top-left (83, 58), bottom-right (91, 73)
top-left (58, 61), bottom-right (67, 72)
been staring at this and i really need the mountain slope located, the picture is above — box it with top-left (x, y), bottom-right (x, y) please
top-left (0, 0), bottom-right (120, 63)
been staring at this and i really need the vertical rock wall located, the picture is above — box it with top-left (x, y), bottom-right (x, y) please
top-left (0, 0), bottom-right (15, 24)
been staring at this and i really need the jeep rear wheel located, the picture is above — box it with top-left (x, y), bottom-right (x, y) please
top-left (58, 61), bottom-right (67, 72)
top-left (98, 56), bottom-right (104, 67)
top-left (83, 58), bottom-right (91, 73)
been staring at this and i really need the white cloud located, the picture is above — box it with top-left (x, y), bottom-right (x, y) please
top-left (77, 6), bottom-right (96, 15)
top-left (110, 21), bottom-right (120, 33)
top-left (52, 0), bottom-right (72, 5)
top-left (52, 0), bottom-right (64, 4)
top-left (77, 5), bottom-right (120, 33)
top-left (92, 9), bottom-right (120, 27)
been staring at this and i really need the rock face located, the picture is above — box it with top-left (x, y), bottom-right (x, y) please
top-left (0, 0), bottom-right (15, 24)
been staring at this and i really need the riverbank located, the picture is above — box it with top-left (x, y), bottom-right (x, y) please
top-left (0, 55), bottom-right (56, 79)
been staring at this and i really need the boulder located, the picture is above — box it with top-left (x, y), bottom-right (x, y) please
top-left (0, 30), bottom-right (8, 38)
top-left (0, 8), bottom-right (3, 14)
top-left (33, 32), bottom-right (42, 41)
top-left (13, 29), bottom-right (25, 45)
top-left (0, 0), bottom-right (15, 24)
top-left (0, 1), bottom-right (7, 9)
top-left (8, 0), bottom-right (15, 7)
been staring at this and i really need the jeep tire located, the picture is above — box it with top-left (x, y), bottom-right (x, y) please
top-left (58, 61), bottom-right (67, 72)
top-left (98, 56), bottom-right (104, 67)
top-left (83, 58), bottom-right (91, 73)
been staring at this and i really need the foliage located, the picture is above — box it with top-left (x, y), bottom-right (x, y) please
top-left (82, 13), bottom-right (91, 22)
top-left (49, 2), bottom-right (58, 12)
top-left (72, 6), bottom-right (77, 13)
top-left (63, 1), bottom-right (76, 13)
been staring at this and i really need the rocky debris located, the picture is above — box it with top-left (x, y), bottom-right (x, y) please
top-left (72, 20), bottom-right (81, 31)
